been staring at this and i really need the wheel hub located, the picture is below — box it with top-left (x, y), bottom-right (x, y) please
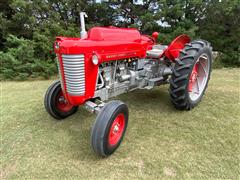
top-left (113, 124), bottom-right (119, 133)
top-left (56, 91), bottom-right (74, 112)
top-left (58, 96), bottom-right (66, 103)
top-left (108, 114), bottom-right (125, 146)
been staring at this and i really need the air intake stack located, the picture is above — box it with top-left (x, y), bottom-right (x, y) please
top-left (80, 12), bottom-right (88, 39)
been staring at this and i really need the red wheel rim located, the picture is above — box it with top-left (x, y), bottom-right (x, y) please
top-left (56, 91), bottom-right (74, 112)
top-left (188, 54), bottom-right (210, 101)
top-left (188, 62), bottom-right (199, 92)
top-left (108, 113), bottom-right (125, 146)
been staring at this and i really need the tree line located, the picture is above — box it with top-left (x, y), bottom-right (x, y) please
top-left (0, 0), bottom-right (239, 80)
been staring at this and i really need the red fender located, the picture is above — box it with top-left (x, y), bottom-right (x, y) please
top-left (163, 34), bottom-right (191, 61)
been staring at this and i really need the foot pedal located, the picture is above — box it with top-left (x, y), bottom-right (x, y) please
top-left (148, 77), bottom-right (164, 87)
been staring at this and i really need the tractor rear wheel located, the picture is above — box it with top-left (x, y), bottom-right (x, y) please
top-left (44, 81), bottom-right (78, 119)
top-left (169, 40), bottom-right (212, 110)
top-left (91, 100), bottom-right (129, 156)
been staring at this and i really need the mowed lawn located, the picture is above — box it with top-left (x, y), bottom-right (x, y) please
top-left (1, 68), bottom-right (239, 179)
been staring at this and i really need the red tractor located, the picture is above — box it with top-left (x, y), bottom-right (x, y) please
top-left (44, 13), bottom-right (213, 157)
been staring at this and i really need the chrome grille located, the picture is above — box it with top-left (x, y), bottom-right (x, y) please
top-left (61, 54), bottom-right (85, 95)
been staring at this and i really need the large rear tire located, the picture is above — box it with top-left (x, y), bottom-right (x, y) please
top-left (169, 40), bottom-right (213, 110)
top-left (91, 100), bottom-right (129, 157)
top-left (44, 81), bottom-right (78, 119)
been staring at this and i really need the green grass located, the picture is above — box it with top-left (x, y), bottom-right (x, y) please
top-left (1, 69), bottom-right (240, 179)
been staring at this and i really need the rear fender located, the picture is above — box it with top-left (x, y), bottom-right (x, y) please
top-left (163, 34), bottom-right (191, 61)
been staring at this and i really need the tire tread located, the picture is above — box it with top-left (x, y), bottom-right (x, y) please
top-left (169, 40), bottom-right (212, 110)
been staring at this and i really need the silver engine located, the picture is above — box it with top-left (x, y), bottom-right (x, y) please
top-left (94, 58), bottom-right (172, 101)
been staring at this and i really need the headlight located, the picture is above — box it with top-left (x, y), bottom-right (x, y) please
top-left (92, 55), bottom-right (99, 65)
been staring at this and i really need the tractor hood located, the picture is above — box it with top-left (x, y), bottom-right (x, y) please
top-left (54, 27), bottom-right (153, 62)
top-left (88, 27), bottom-right (142, 42)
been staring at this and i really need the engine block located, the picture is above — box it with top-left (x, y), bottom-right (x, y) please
top-left (94, 57), bottom-right (171, 101)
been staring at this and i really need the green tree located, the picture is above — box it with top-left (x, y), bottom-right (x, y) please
top-left (198, 0), bottom-right (240, 67)
top-left (0, 0), bottom-right (239, 80)
top-left (0, 35), bottom-right (56, 80)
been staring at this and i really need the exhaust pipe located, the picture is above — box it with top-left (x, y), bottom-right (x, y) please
top-left (80, 12), bottom-right (88, 39)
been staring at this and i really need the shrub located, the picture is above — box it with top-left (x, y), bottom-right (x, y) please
top-left (0, 35), bottom-right (57, 80)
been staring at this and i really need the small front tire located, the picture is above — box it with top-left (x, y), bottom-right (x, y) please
top-left (44, 81), bottom-right (78, 120)
top-left (91, 100), bottom-right (129, 157)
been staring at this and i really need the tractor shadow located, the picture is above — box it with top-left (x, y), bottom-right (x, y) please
top-left (117, 86), bottom-right (176, 112)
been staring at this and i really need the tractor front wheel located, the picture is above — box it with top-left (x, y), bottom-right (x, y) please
top-left (91, 100), bottom-right (129, 156)
top-left (44, 81), bottom-right (78, 119)
top-left (169, 40), bottom-right (213, 110)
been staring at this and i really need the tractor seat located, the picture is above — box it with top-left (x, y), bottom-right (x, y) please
top-left (147, 45), bottom-right (168, 58)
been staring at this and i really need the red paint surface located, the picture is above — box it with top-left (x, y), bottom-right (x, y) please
top-left (163, 34), bottom-right (191, 61)
top-left (56, 91), bottom-right (75, 112)
top-left (108, 113), bottom-right (125, 146)
top-left (54, 27), bottom-right (190, 105)
top-left (188, 62), bottom-right (199, 92)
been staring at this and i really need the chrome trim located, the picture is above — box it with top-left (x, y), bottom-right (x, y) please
top-left (61, 54), bottom-right (85, 95)
top-left (62, 54), bottom-right (84, 58)
top-left (56, 58), bottom-right (64, 90)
